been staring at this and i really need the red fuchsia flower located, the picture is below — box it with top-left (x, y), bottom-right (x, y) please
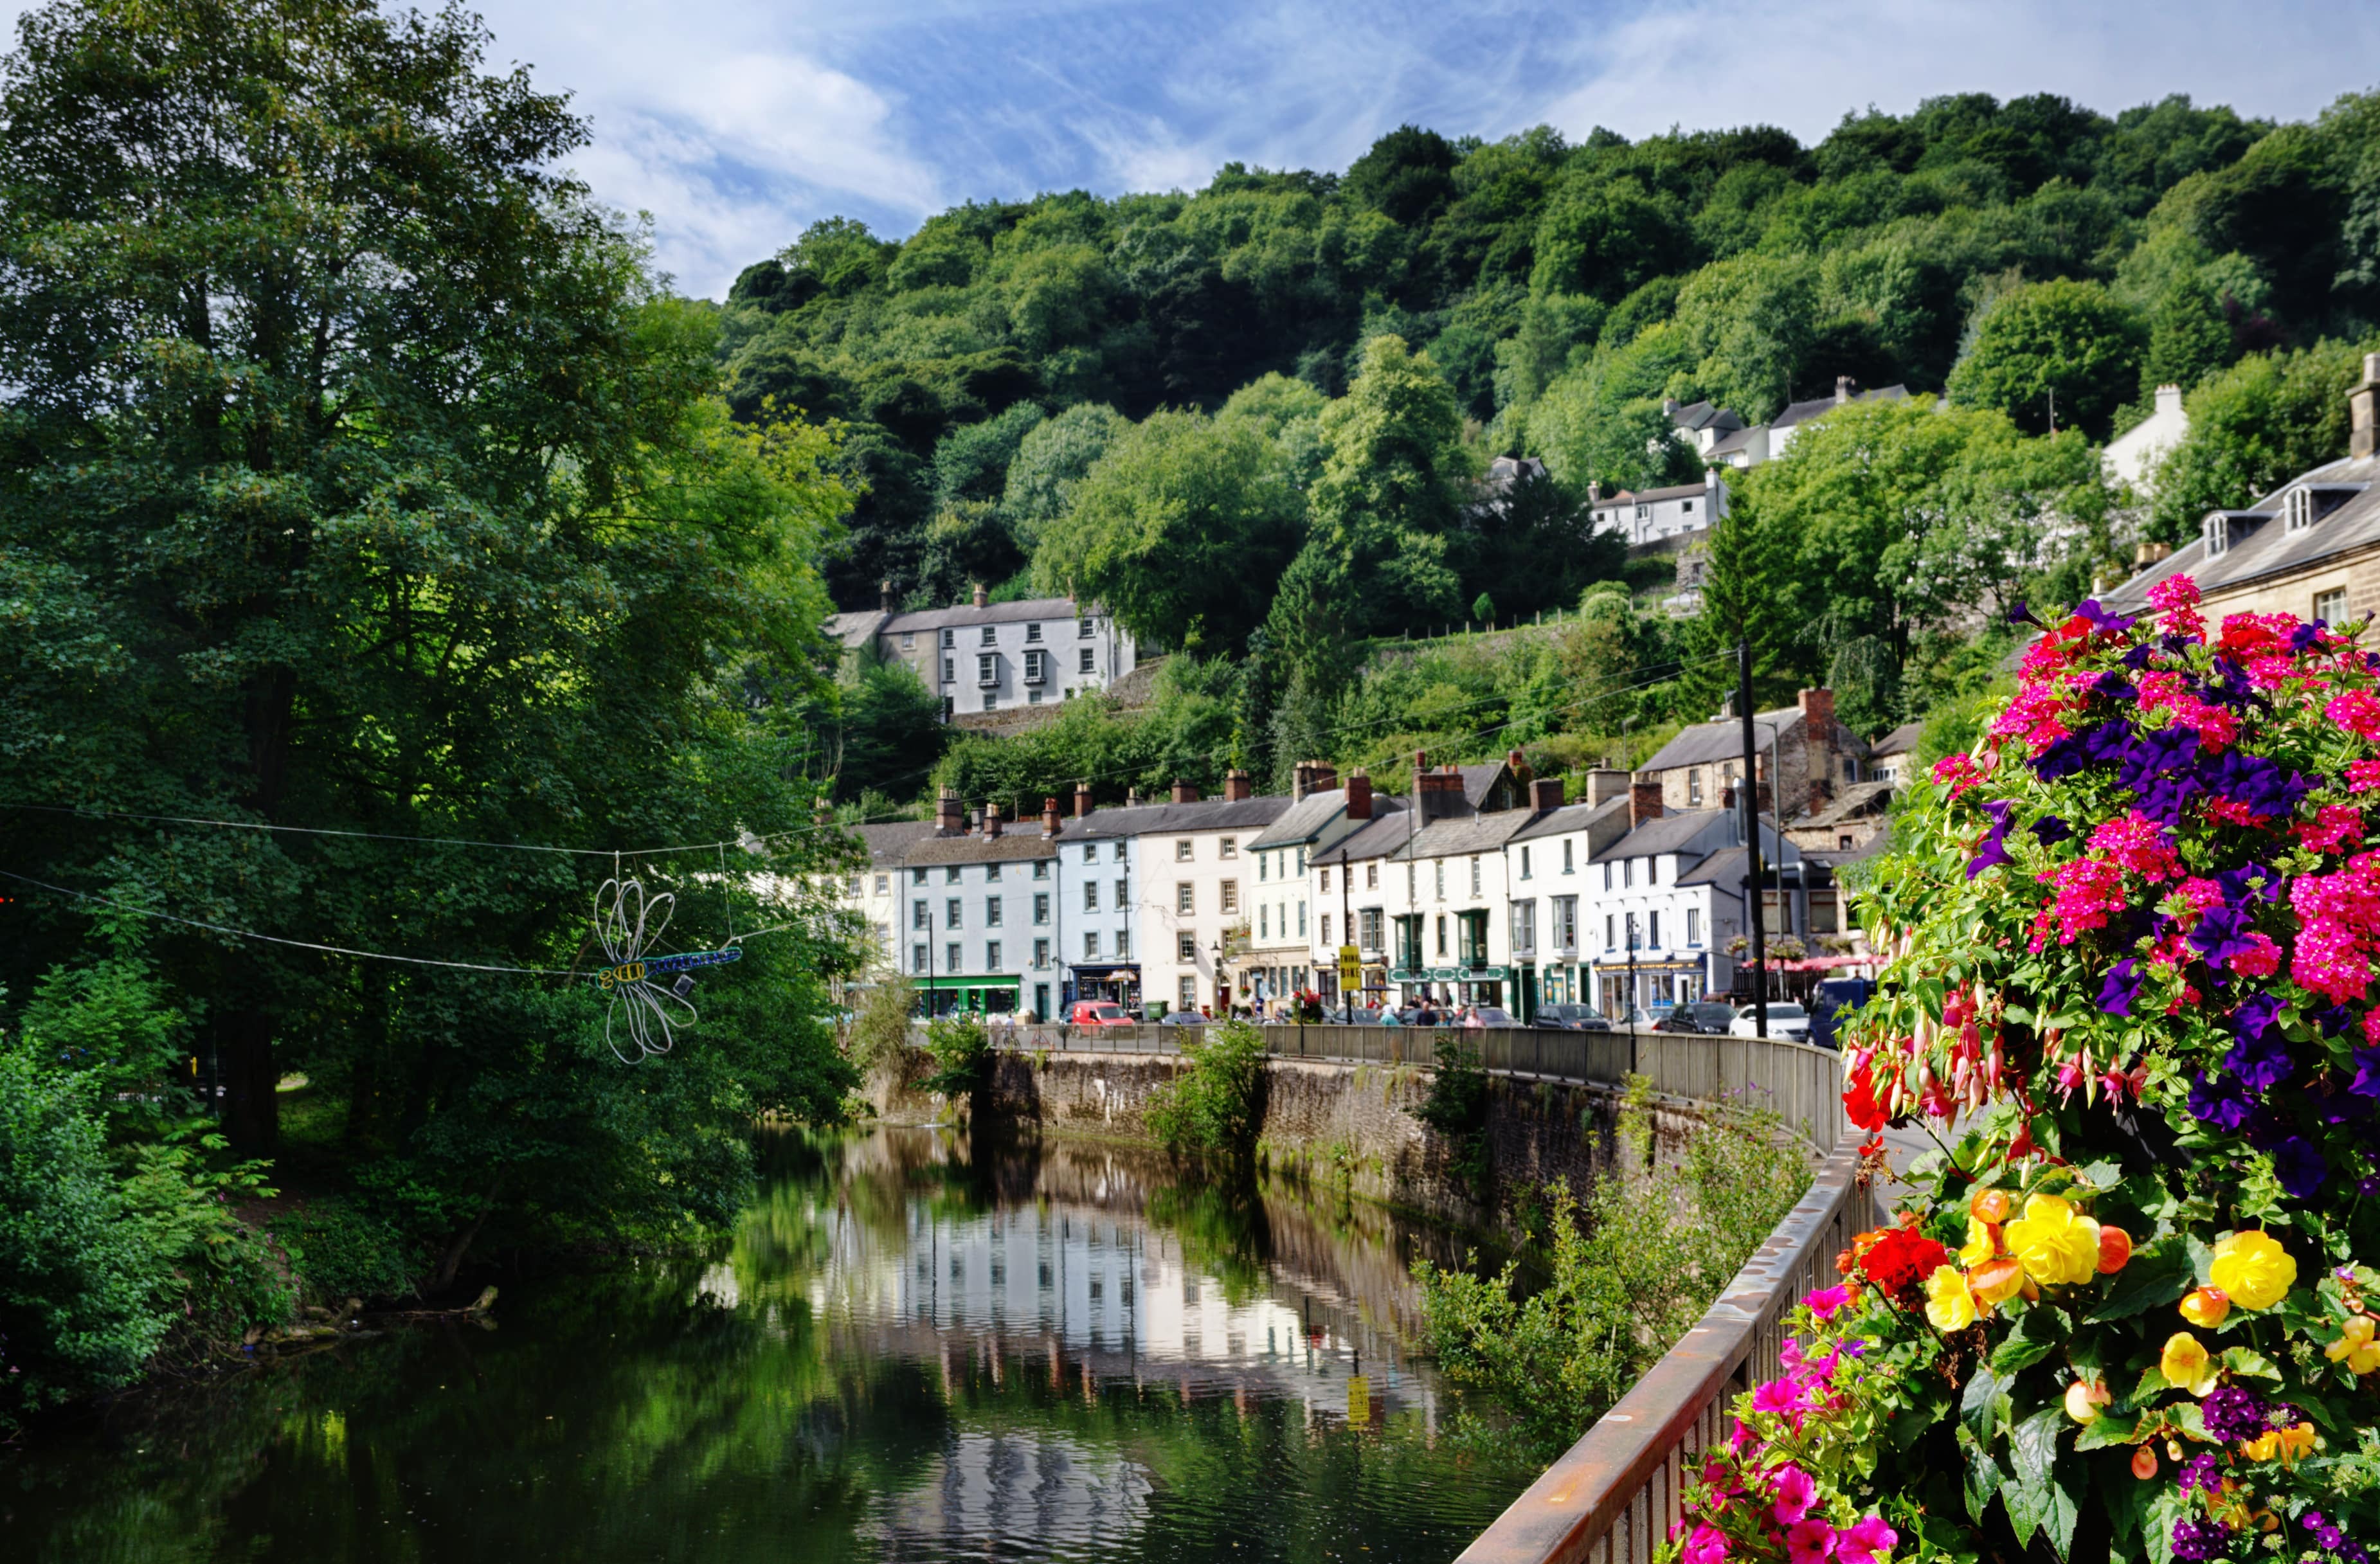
top-left (2328, 691), bottom-right (2380, 741)
top-left (1836, 1515), bottom-right (1898, 1564)
top-left (2038, 856), bottom-right (2129, 943)
top-left (2089, 813), bottom-right (2182, 879)
top-left (1786, 1517), bottom-right (1839, 1564)
top-left (2148, 575), bottom-right (2206, 639)
top-left (1771, 1464), bottom-right (1818, 1525)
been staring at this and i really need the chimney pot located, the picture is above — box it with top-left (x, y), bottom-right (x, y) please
top-left (1043, 796), bottom-right (1061, 837)
top-left (1223, 768), bottom-right (1252, 802)
top-left (879, 577), bottom-right (895, 613)
top-left (1126, 787), bottom-right (1141, 807)
top-left (1170, 778), bottom-right (1199, 804)
top-left (1530, 777), bottom-right (1564, 812)
top-left (1630, 780), bottom-right (1665, 829)
top-left (1587, 768), bottom-right (1630, 805)
top-left (2353, 354), bottom-right (2380, 460)
top-left (2154, 383), bottom-right (2183, 417)
top-left (971, 582), bottom-right (989, 609)
top-left (1346, 770), bottom-right (1373, 821)
top-left (935, 787), bottom-right (964, 836)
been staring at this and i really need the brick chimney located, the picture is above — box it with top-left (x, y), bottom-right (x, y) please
top-left (983, 802), bottom-right (1003, 838)
top-left (1170, 778), bottom-right (1200, 804)
top-left (1506, 748), bottom-right (1529, 786)
top-left (1042, 796), bottom-right (1061, 837)
top-left (1586, 768), bottom-right (1630, 804)
top-left (971, 581), bottom-right (989, 609)
top-left (1416, 766), bottom-right (1465, 822)
top-left (1073, 782), bottom-right (1094, 818)
top-left (1293, 760), bottom-right (1326, 800)
top-left (935, 787), bottom-right (963, 836)
top-left (2354, 352), bottom-right (2380, 461)
top-left (1346, 770), bottom-right (1373, 820)
top-left (1223, 768), bottom-right (1252, 802)
top-left (1797, 687), bottom-right (1834, 732)
top-left (879, 578), bottom-right (895, 612)
top-left (1530, 777), bottom-right (1564, 812)
top-left (1630, 779), bottom-right (1664, 829)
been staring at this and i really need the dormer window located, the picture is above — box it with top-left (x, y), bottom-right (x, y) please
top-left (2286, 487), bottom-right (2313, 532)
top-left (2205, 516), bottom-right (2228, 556)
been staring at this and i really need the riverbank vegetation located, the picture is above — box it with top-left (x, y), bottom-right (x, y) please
top-left (1414, 1079), bottom-right (1814, 1455)
top-left (1146, 1020), bottom-right (1272, 1162)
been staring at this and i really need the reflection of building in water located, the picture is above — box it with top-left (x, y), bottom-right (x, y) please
top-left (795, 1171), bottom-right (1436, 1435)
top-left (870, 1430), bottom-right (1152, 1556)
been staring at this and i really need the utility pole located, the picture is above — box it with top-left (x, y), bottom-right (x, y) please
top-left (1736, 639), bottom-right (1769, 1039)
top-left (1340, 849), bottom-right (1353, 1023)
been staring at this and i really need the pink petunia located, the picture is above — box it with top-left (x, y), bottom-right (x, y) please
top-left (1803, 1284), bottom-right (1852, 1321)
top-left (1727, 1417), bottom-right (1759, 1455)
top-left (1771, 1464), bottom-right (1819, 1525)
top-left (1786, 1518), bottom-right (1839, 1564)
top-left (1682, 1522), bottom-right (1730, 1564)
top-left (1837, 1515), bottom-right (1899, 1564)
top-left (1751, 1377), bottom-right (1807, 1416)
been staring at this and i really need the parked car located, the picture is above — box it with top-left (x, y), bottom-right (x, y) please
top-left (1465, 1006), bottom-right (1523, 1028)
top-left (1156, 1009), bottom-right (1207, 1027)
top-left (1727, 1002), bottom-right (1811, 1041)
top-left (1535, 1002), bottom-right (1613, 1032)
top-left (1808, 977), bottom-right (1872, 1050)
top-left (1655, 1002), bottom-right (1739, 1035)
top-left (1067, 1000), bottom-right (1135, 1027)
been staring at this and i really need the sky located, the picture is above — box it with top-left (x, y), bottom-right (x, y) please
top-left (5, 0), bottom-right (2377, 298)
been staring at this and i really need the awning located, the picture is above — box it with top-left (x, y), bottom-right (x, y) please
top-left (1591, 957), bottom-right (1706, 973)
top-left (912, 975), bottom-right (1022, 992)
top-left (1389, 966), bottom-right (1509, 982)
top-left (1069, 962), bottom-right (1140, 977)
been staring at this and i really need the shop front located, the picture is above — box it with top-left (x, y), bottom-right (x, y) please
top-left (1591, 958), bottom-right (1706, 1019)
top-left (1066, 962), bottom-right (1141, 1012)
top-left (912, 975), bottom-right (1022, 1018)
top-left (1387, 965), bottom-right (1508, 1009)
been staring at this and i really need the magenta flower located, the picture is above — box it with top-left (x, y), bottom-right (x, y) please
top-left (2087, 812), bottom-right (2181, 879)
top-left (2329, 690), bottom-right (2380, 740)
top-left (1771, 1464), bottom-right (1818, 1525)
top-left (1752, 1377), bottom-right (1806, 1415)
top-left (1786, 1517), bottom-right (1839, 1564)
top-left (1837, 1515), bottom-right (1898, 1564)
top-left (2350, 759), bottom-right (2380, 793)
top-left (1803, 1284), bottom-right (1852, 1321)
top-left (1681, 1522), bottom-right (1729, 1564)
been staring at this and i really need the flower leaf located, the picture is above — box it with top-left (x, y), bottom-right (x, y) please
top-left (2084, 1232), bottom-right (2191, 1321)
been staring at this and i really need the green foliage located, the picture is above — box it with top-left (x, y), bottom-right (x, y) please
top-left (267, 1198), bottom-right (415, 1307)
top-left (1410, 1031), bottom-right (1491, 1194)
top-left (1144, 1020), bottom-right (1269, 1161)
top-left (929, 657), bottom-right (1241, 810)
top-left (919, 1011), bottom-right (993, 1099)
top-left (844, 975), bottom-right (916, 1083)
top-left (1945, 279), bottom-right (2144, 438)
top-left (1414, 1077), bottom-right (1813, 1455)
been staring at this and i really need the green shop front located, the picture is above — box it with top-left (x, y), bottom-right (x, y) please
top-left (912, 974), bottom-right (1022, 1018)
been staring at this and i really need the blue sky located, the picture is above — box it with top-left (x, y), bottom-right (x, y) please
top-left (6, 0), bottom-right (2377, 296)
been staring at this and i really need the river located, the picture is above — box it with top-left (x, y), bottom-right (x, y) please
top-left (4, 1126), bottom-right (1541, 1562)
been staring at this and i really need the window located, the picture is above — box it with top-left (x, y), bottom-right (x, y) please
top-left (1469, 856), bottom-right (1482, 896)
top-left (977, 652), bottom-right (996, 683)
top-left (2287, 487), bottom-right (2314, 532)
top-left (1297, 902), bottom-right (1307, 936)
top-left (1457, 910), bottom-right (1486, 966)
top-left (1511, 899), bottom-right (1536, 955)
top-left (1079, 617), bottom-right (1094, 638)
top-left (985, 863), bottom-right (1002, 881)
top-left (1113, 843), bottom-right (1127, 863)
top-left (2205, 516), bottom-right (2229, 555)
top-left (946, 940), bottom-right (961, 971)
top-left (1115, 928), bottom-right (1130, 958)
top-left (1296, 847), bottom-right (1306, 873)
top-left (1220, 879), bottom-right (1238, 913)
top-left (1407, 863), bottom-right (1417, 901)
top-left (1434, 860), bottom-right (1445, 900)
top-left (1436, 915), bottom-right (1447, 956)
top-left (985, 940), bottom-right (1002, 969)
top-left (1553, 895), bottom-right (1578, 950)
top-left (1083, 845), bottom-right (1099, 864)
top-left (1083, 931), bottom-right (1100, 959)
top-left (1320, 867), bottom-right (1331, 893)
top-left (1366, 862), bottom-right (1378, 890)
top-left (1083, 882), bottom-right (1099, 912)
top-left (941, 629), bottom-right (955, 649)
top-left (1034, 938), bottom-right (1050, 969)
top-left (1649, 857), bottom-right (1660, 885)
top-left (913, 944), bottom-right (928, 973)
top-left (1623, 858), bottom-right (1634, 888)
top-left (1840, 834), bottom-right (1854, 850)
top-left (1176, 839), bottom-right (1195, 861)
top-left (1601, 862), bottom-right (1611, 891)
top-left (1648, 911), bottom-right (1661, 946)
top-left (946, 897), bottom-right (962, 927)
top-left (1176, 883), bottom-right (1194, 915)
top-left (946, 866), bottom-right (961, 884)
top-left (874, 874), bottom-right (888, 894)
top-left (986, 898), bottom-right (1004, 928)
top-left (2316, 587), bottom-right (2350, 623)
top-left (1079, 647), bottom-right (1095, 674)
top-left (901, 632), bottom-right (915, 650)
top-left (978, 625), bottom-right (996, 647)
top-left (912, 867), bottom-right (928, 886)
top-left (1026, 622), bottom-right (1042, 642)
top-left (1023, 649), bottom-right (1045, 681)
top-left (981, 693), bottom-right (997, 712)
top-left (1034, 892), bottom-right (1050, 924)
top-left (1114, 878), bottom-right (1129, 908)
top-left (1220, 837), bottom-right (1238, 859)
top-left (1562, 841), bottom-right (1574, 874)
top-left (1320, 913), bottom-right (1332, 946)
top-left (1686, 908), bottom-right (1703, 947)
top-left (1260, 904), bottom-right (1269, 937)
top-left (1360, 908), bottom-right (1383, 950)
top-left (846, 874), bottom-right (862, 896)
top-left (1605, 914), bottom-right (1616, 950)
top-left (912, 901), bottom-right (930, 930)
top-left (1180, 976), bottom-right (1197, 1010)
top-left (942, 657), bottom-right (955, 683)
top-left (1032, 861), bottom-right (1049, 880)
top-left (1258, 854), bottom-right (1268, 882)
top-left (1688, 769), bottom-right (1702, 806)
top-left (1519, 846), bottom-right (1531, 880)
top-left (942, 697), bottom-right (953, 721)
top-left (1682, 498), bottom-right (1695, 515)
top-left (1178, 932), bottom-right (1197, 961)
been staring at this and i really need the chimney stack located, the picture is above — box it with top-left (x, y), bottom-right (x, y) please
top-left (1587, 480), bottom-right (1601, 504)
top-left (1416, 766), bottom-right (1465, 822)
top-left (1798, 688), bottom-right (1834, 732)
top-left (1630, 779), bottom-right (1665, 829)
top-left (1043, 796), bottom-right (1062, 837)
top-left (2353, 352), bottom-right (2380, 461)
top-left (1223, 768), bottom-right (1252, 802)
top-left (1073, 782), bottom-right (1094, 819)
top-left (1586, 768), bottom-right (1630, 805)
top-left (879, 578), bottom-right (896, 613)
top-left (1530, 777), bottom-right (1564, 813)
top-left (1126, 787), bottom-right (1141, 807)
top-left (2154, 383), bottom-right (2184, 418)
top-left (1506, 748), bottom-right (1530, 787)
top-left (1346, 770), bottom-right (1373, 820)
top-left (1170, 778), bottom-right (1200, 804)
top-left (971, 581), bottom-right (989, 609)
top-left (1834, 374), bottom-right (1854, 405)
top-left (935, 787), bottom-right (963, 836)
top-left (984, 802), bottom-right (1003, 838)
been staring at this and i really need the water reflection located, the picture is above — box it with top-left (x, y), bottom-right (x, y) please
top-left (4, 1128), bottom-right (1535, 1564)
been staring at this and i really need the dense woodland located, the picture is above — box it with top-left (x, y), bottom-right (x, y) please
top-left (744, 89), bottom-right (2380, 813)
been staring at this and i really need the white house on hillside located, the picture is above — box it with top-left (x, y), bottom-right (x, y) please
top-left (2104, 384), bottom-right (2190, 494)
top-left (824, 582), bottom-right (1137, 721)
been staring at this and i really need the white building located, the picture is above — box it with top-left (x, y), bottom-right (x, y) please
top-left (1765, 377), bottom-right (1909, 462)
top-left (2104, 383), bottom-right (2190, 494)
top-left (1579, 799), bottom-right (1796, 1018)
top-left (1588, 468), bottom-right (1727, 546)
top-left (842, 821), bottom-right (939, 976)
top-left (896, 793), bottom-right (1062, 1018)
top-left (1240, 763), bottom-right (1390, 1011)
top-left (825, 582), bottom-right (1137, 721)
top-left (1504, 784), bottom-right (1634, 1009)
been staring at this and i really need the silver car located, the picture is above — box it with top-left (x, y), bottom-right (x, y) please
top-left (1727, 1001), bottom-right (1811, 1041)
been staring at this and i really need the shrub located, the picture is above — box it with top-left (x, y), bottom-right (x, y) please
top-left (269, 1198), bottom-right (416, 1306)
top-left (1411, 1030), bottom-right (1492, 1195)
top-left (1414, 1077), bottom-right (1812, 1456)
top-left (1144, 1019), bottom-right (1268, 1160)
top-left (918, 1010), bottom-right (993, 1098)
top-left (844, 976), bottom-right (915, 1081)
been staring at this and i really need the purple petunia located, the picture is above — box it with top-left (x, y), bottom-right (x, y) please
top-left (2275, 1137), bottom-right (2329, 1197)
top-left (2230, 991), bottom-right (2285, 1041)
top-left (2222, 1029), bottom-right (2293, 1092)
top-left (2189, 1072), bottom-right (2254, 1131)
top-left (2098, 959), bottom-right (2144, 1017)
top-left (2075, 599), bottom-right (2136, 634)
top-left (1967, 800), bottom-right (2016, 879)
top-left (2352, 1046), bottom-right (2380, 1099)
top-left (2031, 814), bottom-right (2072, 845)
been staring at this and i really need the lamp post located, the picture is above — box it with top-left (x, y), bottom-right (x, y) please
top-left (1736, 640), bottom-right (1769, 1039)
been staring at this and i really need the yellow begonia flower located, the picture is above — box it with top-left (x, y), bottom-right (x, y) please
top-left (2003, 1193), bottom-right (2102, 1288)
top-left (2161, 1332), bottom-right (2219, 1396)
top-left (1958, 1216), bottom-right (1997, 1266)
top-left (2208, 1230), bottom-right (2297, 1311)
top-left (1970, 1255), bottom-right (2025, 1306)
top-left (1925, 1264), bottom-right (1978, 1332)
top-left (2179, 1287), bottom-right (2230, 1328)
top-left (2329, 1315), bottom-right (2380, 1374)
top-left (2242, 1423), bottom-right (2316, 1465)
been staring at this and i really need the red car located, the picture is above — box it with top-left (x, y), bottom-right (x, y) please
top-left (1067, 1000), bottom-right (1135, 1027)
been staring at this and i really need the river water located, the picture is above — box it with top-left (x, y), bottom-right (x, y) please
top-left (5, 1128), bottom-right (1541, 1562)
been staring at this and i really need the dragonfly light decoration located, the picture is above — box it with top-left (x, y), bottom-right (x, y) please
top-left (591, 876), bottom-right (743, 1063)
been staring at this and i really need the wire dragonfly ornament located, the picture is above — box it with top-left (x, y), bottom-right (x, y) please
top-left (591, 876), bottom-right (742, 1063)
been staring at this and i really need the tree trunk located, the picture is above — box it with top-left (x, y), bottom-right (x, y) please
top-left (433, 1209), bottom-right (491, 1291)
top-left (219, 1004), bottom-right (280, 1153)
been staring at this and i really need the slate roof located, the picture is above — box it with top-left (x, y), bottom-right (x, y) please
top-left (1638, 707), bottom-right (1807, 773)
top-left (1598, 481), bottom-right (1715, 506)
top-left (1869, 721), bottom-right (1924, 759)
top-left (1771, 383), bottom-right (1908, 431)
top-left (1706, 424), bottom-right (1762, 457)
top-left (1316, 811), bottom-right (1418, 864)
top-left (852, 821), bottom-right (937, 867)
top-left (825, 610), bottom-right (892, 651)
top-left (1790, 778), bottom-right (1895, 829)
top-left (1065, 795), bottom-right (1299, 841)
top-left (1668, 400), bottom-right (1746, 435)
top-left (874, 596), bottom-right (1095, 636)
top-left (899, 832), bottom-right (1059, 866)
top-left (1510, 796), bottom-right (1628, 843)
top-left (1673, 827), bottom-right (1796, 886)
top-left (1605, 807), bottom-right (1744, 861)
top-left (2100, 453), bottom-right (2380, 609)
top-left (1407, 811), bottom-right (1532, 859)
top-left (1249, 786), bottom-right (1367, 848)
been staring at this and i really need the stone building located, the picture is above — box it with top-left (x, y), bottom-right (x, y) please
top-left (1634, 688), bottom-right (1868, 822)
top-left (824, 582), bottom-right (1137, 721)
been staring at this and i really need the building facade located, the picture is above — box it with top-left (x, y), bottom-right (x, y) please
top-left (825, 583), bottom-right (1138, 721)
top-left (896, 798), bottom-right (1061, 1017)
top-left (1636, 688), bottom-right (1867, 823)
top-left (1587, 469), bottom-right (1728, 546)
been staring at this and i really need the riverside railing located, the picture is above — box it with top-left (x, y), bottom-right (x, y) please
top-left (947, 1018), bottom-right (1864, 1563)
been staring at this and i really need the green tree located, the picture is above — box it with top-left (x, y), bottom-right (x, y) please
top-left (1000, 401), bottom-right (1126, 546)
top-left (2138, 274), bottom-right (2234, 397)
top-left (1945, 278), bottom-right (2144, 438)
top-left (1032, 408), bottom-right (1303, 653)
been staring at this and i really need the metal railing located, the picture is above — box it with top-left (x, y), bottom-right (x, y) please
top-left (945, 1021), bottom-right (1849, 1155)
